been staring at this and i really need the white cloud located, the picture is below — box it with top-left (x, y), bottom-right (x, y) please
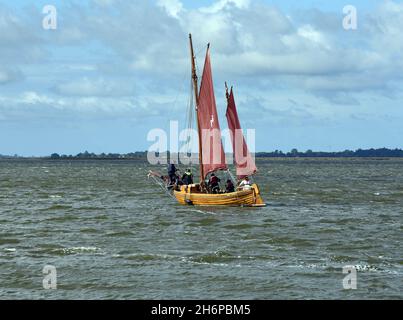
top-left (63, 0), bottom-right (402, 99)
top-left (0, 6), bottom-right (44, 63)
top-left (0, 89), bottom-right (184, 122)
top-left (157, 0), bottom-right (183, 18)
top-left (199, 0), bottom-right (251, 13)
top-left (21, 91), bottom-right (54, 105)
top-left (54, 77), bottom-right (135, 97)
top-left (0, 67), bottom-right (22, 84)
top-left (297, 25), bottom-right (330, 49)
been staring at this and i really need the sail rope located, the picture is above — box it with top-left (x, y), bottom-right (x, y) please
top-left (183, 77), bottom-right (194, 158)
top-left (226, 168), bottom-right (237, 185)
top-left (181, 49), bottom-right (200, 175)
top-left (147, 172), bottom-right (176, 201)
top-left (170, 65), bottom-right (191, 165)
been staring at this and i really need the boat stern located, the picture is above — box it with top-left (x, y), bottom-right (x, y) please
top-left (251, 183), bottom-right (266, 207)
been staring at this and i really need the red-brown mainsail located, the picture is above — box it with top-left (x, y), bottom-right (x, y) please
top-left (197, 45), bottom-right (228, 178)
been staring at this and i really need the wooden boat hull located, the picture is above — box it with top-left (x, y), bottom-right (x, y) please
top-left (173, 183), bottom-right (266, 206)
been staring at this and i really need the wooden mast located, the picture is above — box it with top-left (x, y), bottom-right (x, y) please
top-left (189, 33), bottom-right (205, 185)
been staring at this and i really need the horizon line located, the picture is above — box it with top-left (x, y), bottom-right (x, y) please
top-left (1, 147), bottom-right (403, 158)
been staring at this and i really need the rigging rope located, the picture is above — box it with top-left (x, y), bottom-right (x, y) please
top-left (147, 172), bottom-right (176, 201)
top-left (170, 63), bottom-right (192, 165)
top-left (183, 77), bottom-right (194, 157)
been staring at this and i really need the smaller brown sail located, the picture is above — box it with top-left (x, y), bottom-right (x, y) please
top-left (225, 86), bottom-right (257, 179)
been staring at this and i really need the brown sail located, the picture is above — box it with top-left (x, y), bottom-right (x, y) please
top-left (226, 86), bottom-right (257, 179)
top-left (197, 46), bottom-right (228, 178)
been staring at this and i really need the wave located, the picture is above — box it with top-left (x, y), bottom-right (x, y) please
top-left (51, 246), bottom-right (103, 256)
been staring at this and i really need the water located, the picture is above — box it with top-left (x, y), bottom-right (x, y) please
top-left (0, 159), bottom-right (402, 299)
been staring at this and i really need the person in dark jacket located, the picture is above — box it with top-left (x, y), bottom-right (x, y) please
top-left (225, 179), bottom-right (235, 193)
top-left (182, 169), bottom-right (194, 185)
top-left (209, 173), bottom-right (221, 193)
top-left (168, 163), bottom-right (179, 185)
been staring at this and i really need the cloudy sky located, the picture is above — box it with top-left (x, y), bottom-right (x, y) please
top-left (0, 0), bottom-right (402, 156)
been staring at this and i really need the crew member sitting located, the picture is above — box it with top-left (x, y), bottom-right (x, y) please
top-left (209, 173), bottom-right (221, 193)
top-left (225, 179), bottom-right (235, 193)
top-left (238, 176), bottom-right (252, 190)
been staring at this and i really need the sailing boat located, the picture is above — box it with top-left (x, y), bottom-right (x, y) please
top-left (171, 34), bottom-right (266, 207)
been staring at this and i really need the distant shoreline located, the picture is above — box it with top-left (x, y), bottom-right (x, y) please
top-left (1, 157), bottom-right (403, 162)
top-left (1, 148), bottom-right (403, 160)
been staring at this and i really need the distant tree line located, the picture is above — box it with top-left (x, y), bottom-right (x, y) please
top-left (255, 148), bottom-right (403, 158)
top-left (48, 148), bottom-right (403, 159)
top-left (0, 154), bottom-right (20, 159)
top-left (49, 151), bottom-right (148, 159)
top-left (2, 148), bottom-right (403, 159)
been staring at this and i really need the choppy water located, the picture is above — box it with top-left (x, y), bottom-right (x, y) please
top-left (0, 159), bottom-right (402, 299)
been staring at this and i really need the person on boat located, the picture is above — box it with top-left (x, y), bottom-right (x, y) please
top-left (238, 176), bottom-right (252, 190)
top-left (182, 168), bottom-right (194, 185)
top-left (168, 163), bottom-right (179, 185)
top-left (225, 179), bottom-right (235, 193)
top-left (209, 173), bottom-right (221, 193)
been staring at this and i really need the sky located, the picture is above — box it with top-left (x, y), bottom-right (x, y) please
top-left (0, 0), bottom-right (402, 156)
